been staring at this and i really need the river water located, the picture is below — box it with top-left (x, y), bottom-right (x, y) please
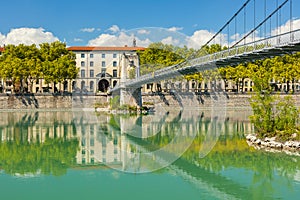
top-left (0, 110), bottom-right (299, 200)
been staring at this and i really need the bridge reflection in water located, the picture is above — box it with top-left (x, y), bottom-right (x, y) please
top-left (0, 110), bottom-right (299, 199)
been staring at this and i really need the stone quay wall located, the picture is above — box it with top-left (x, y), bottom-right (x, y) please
top-left (0, 94), bottom-right (108, 110)
top-left (0, 92), bottom-right (300, 110)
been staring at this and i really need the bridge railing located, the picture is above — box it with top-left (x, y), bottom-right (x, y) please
top-left (187, 29), bottom-right (300, 67)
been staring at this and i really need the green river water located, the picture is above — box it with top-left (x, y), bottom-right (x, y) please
top-left (0, 110), bottom-right (299, 200)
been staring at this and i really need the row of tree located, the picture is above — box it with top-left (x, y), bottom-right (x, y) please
top-left (0, 41), bottom-right (78, 93)
top-left (138, 42), bottom-right (226, 76)
top-left (138, 42), bottom-right (300, 94)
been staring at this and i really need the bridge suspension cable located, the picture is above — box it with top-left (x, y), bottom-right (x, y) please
top-left (231, 0), bottom-right (290, 48)
top-left (200, 0), bottom-right (251, 48)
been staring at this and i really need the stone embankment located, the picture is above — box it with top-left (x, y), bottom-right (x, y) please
top-left (1, 92), bottom-right (300, 110)
top-left (246, 134), bottom-right (300, 156)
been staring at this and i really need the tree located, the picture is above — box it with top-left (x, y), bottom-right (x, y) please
top-left (248, 58), bottom-right (300, 140)
top-left (40, 42), bottom-right (78, 90)
top-left (0, 41), bottom-right (78, 93)
top-left (0, 44), bottom-right (41, 93)
top-left (138, 42), bottom-right (185, 75)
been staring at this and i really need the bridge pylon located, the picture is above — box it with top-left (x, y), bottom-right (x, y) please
top-left (118, 53), bottom-right (142, 109)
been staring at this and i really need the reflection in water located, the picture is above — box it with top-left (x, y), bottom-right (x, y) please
top-left (0, 112), bottom-right (79, 176)
top-left (0, 110), bottom-right (299, 199)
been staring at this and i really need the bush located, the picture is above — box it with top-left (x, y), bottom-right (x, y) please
top-left (250, 94), bottom-right (300, 140)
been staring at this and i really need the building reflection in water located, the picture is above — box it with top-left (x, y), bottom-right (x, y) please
top-left (0, 110), bottom-right (254, 174)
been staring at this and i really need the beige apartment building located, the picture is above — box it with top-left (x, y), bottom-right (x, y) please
top-left (68, 46), bottom-right (145, 94)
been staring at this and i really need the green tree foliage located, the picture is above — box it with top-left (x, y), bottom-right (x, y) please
top-left (40, 41), bottom-right (78, 84)
top-left (0, 136), bottom-right (79, 176)
top-left (274, 96), bottom-right (299, 139)
top-left (247, 59), bottom-right (300, 140)
top-left (0, 41), bottom-right (78, 93)
top-left (138, 42), bottom-right (185, 75)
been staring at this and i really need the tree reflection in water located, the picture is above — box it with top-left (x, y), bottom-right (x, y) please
top-left (0, 112), bottom-right (79, 176)
top-left (0, 110), bottom-right (299, 199)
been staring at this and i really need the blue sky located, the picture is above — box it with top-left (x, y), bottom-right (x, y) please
top-left (1, 0), bottom-right (300, 48)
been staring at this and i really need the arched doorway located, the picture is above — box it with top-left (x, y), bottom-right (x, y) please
top-left (98, 79), bottom-right (109, 92)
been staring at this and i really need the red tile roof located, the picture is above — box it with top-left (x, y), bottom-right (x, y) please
top-left (0, 47), bottom-right (4, 52)
top-left (67, 46), bottom-right (146, 51)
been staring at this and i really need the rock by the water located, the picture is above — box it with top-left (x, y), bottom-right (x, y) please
top-left (246, 134), bottom-right (299, 155)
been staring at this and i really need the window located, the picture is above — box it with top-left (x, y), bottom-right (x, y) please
top-left (113, 61), bottom-right (117, 67)
top-left (72, 81), bottom-right (76, 90)
top-left (81, 139), bottom-right (86, 147)
top-left (102, 61), bottom-right (106, 67)
top-left (81, 61), bottom-right (85, 67)
top-left (102, 53), bottom-right (105, 58)
top-left (81, 53), bottom-right (85, 58)
top-left (81, 69), bottom-right (85, 78)
top-left (90, 139), bottom-right (94, 146)
top-left (90, 125), bottom-right (94, 135)
top-left (90, 61), bottom-right (94, 67)
top-left (90, 53), bottom-right (94, 58)
top-left (113, 138), bottom-right (118, 145)
top-left (90, 150), bottom-right (94, 155)
top-left (90, 70), bottom-right (94, 77)
top-left (81, 81), bottom-right (85, 90)
top-left (90, 81), bottom-right (94, 90)
top-left (113, 70), bottom-right (117, 77)
top-left (113, 53), bottom-right (117, 58)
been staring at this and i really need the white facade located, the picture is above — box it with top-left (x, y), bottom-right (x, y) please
top-left (68, 46), bottom-right (145, 93)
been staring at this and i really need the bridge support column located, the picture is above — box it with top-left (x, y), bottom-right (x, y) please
top-left (119, 52), bottom-right (142, 109)
top-left (120, 87), bottom-right (142, 108)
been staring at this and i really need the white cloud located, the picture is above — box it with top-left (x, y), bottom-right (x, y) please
top-left (108, 25), bottom-right (120, 33)
top-left (88, 32), bottom-right (151, 47)
top-left (87, 20), bottom-right (300, 50)
top-left (74, 38), bottom-right (83, 42)
top-left (80, 28), bottom-right (95, 33)
top-left (0, 27), bottom-right (59, 46)
top-left (0, 33), bottom-right (5, 46)
top-left (161, 36), bottom-right (180, 46)
top-left (168, 27), bottom-right (183, 32)
top-left (187, 30), bottom-right (226, 49)
top-left (137, 29), bottom-right (150, 35)
top-left (272, 19), bottom-right (300, 35)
